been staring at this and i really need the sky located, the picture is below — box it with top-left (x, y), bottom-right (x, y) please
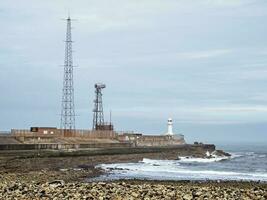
top-left (1, 0), bottom-right (267, 144)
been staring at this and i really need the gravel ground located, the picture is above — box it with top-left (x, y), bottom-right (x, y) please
top-left (0, 178), bottom-right (266, 200)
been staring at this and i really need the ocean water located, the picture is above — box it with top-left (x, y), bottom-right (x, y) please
top-left (95, 144), bottom-right (267, 182)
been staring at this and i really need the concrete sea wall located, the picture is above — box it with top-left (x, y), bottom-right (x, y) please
top-left (0, 142), bottom-right (133, 151)
top-left (0, 144), bottom-right (216, 160)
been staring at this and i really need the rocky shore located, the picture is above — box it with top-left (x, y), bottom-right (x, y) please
top-left (0, 148), bottom-right (266, 199)
top-left (0, 179), bottom-right (266, 199)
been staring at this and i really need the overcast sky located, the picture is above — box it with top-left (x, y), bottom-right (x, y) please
top-left (1, 0), bottom-right (267, 144)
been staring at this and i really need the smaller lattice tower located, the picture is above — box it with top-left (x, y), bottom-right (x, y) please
top-left (60, 16), bottom-right (75, 131)
top-left (92, 83), bottom-right (106, 130)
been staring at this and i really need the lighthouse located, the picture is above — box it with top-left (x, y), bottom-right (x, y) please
top-left (166, 118), bottom-right (174, 136)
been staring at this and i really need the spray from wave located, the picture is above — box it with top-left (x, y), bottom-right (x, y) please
top-left (96, 150), bottom-right (267, 182)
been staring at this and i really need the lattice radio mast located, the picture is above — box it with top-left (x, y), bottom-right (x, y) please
top-left (92, 83), bottom-right (106, 130)
top-left (60, 16), bottom-right (75, 130)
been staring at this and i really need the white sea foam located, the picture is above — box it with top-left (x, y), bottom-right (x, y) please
top-left (245, 152), bottom-right (256, 156)
top-left (230, 153), bottom-right (243, 159)
top-left (141, 158), bottom-right (179, 166)
top-left (177, 156), bottom-right (229, 163)
top-left (96, 151), bottom-right (267, 182)
top-left (98, 161), bottom-right (267, 181)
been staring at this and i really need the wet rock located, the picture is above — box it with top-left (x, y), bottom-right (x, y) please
top-left (212, 150), bottom-right (231, 157)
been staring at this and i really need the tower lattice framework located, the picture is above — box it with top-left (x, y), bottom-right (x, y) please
top-left (92, 83), bottom-right (106, 130)
top-left (60, 16), bottom-right (75, 130)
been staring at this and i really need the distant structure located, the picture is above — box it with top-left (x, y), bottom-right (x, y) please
top-left (92, 83), bottom-right (113, 131)
top-left (165, 118), bottom-right (174, 136)
top-left (164, 118), bottom-right (185, 142)
top-left (60, 16), bottom-right (75, 130)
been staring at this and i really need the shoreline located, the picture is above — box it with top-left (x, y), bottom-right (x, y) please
top-left (89, 172), bottom-right (267, 184)
top-left (0, 148), bottom-right (266, 199)
top-left (0, 147), bottom-right (265, 183)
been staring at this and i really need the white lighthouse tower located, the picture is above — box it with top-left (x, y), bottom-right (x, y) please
top-left (166, 118), bottom-right (174, 136)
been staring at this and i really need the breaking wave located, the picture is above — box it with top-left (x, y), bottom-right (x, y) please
top-left (142, 158), bottom-right (179, 165)
top-left (96, 151), bottom-right (267, 182)
top-left (177, 156), bottom-right (229, 163)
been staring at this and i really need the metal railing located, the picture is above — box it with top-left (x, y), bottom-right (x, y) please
top-left (116, 131), bottom-right (141, 135)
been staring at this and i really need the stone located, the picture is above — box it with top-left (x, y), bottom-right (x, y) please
top-left (131, 192), bottom-right (139, 198)
top-left (167, 191), bottom-right (175, 197)
top-left (48, 180), bottom-right (65, 187)
top-left (192, 190), bottom-right (202, 198)
top-left (183, 194), bottom-right (193, 200)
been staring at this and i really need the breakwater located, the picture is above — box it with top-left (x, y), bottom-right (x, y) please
top-left (0, 144), bottom-right (215, 162)
top-left (0, 142), bottom-right (132, 151)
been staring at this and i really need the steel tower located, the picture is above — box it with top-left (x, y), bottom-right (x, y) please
top-left (60, 16), bottom-right (75, 130)
top-left (92, 83), bottom-right (106, 130)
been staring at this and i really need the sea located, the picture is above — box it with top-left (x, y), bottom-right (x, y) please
top-left (94, 144), bottom-right (267, 182)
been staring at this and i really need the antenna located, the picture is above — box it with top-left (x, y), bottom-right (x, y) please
top-left (60, 16), bottom-right (76, 131)
top-left (92, 83), bottom-right (106, 130)
top-left (92, 84), bottom-right (114, 131)
top-left (109, 110), bottom-right (112, 125)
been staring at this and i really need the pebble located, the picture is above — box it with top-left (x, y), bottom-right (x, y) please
top-left (0, 179), bottom-right (266, 199)
top-left (183, 194), bottom-right (193, 200)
